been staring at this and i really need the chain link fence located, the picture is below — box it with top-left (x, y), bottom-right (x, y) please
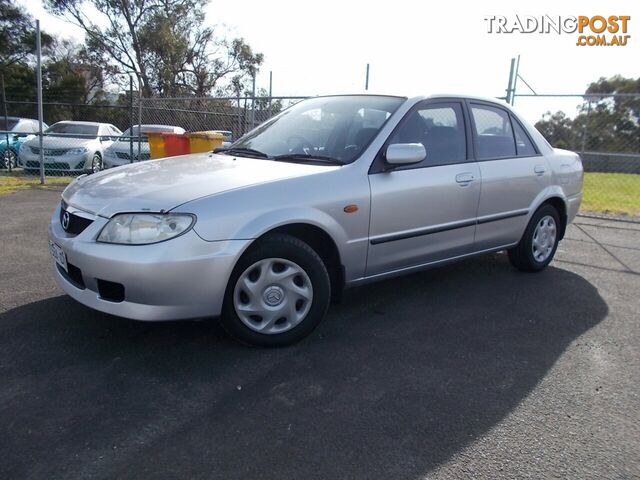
top-left (2, 92), bottom-right (638, 221)
top-left (514, 93), bottom-right (640, 219)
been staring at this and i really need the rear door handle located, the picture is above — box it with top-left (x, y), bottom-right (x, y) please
top-left (455, 172), bottom-right (475, 184)
top-left (534, 165), bottom-right (546, 175)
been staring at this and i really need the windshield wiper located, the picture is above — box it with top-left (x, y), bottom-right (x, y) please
top-left (213, 147), bottom-right (271, 159)
top-left (272, 153), bottom-right (344, 165)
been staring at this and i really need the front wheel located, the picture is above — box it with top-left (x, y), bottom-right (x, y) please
top-left (90, 153), bottom-right (102, 173)
top-left (508, 204), bottom-right (561, 272)
top-left (2, 149), bottom-right (17, 169)
top-left (221, 234), bottom-right (331, 347)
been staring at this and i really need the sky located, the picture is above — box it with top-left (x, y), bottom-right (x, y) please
top-left (18, 0), bottom-right (640, 123)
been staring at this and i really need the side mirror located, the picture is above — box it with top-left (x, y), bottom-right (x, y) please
top-left (385, 143), bottom-right (426, 166)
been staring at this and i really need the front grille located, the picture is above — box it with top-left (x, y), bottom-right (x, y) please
top-left (60, 206), bottom-right (93, 235)
top-left (30, 147), bottom-right (68, 156)
top-left (26, 160), bottom-right (71, 170)
top-left (57, 262), bottom-right (85, 289)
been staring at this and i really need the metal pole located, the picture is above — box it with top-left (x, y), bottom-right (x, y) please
top-left (36, 20), bottom-right (45, 185)
top-left (129, 75), bottom-right (134, 163)
top-left (1, 74), bottom-right (10, 171)
top-left (236, 92), bottom-right (241, 140)
top-left (365, 63), bottom-right (370, 91)
top-left (251, 73), bottom-right (256, 130)
top-left (580, 100), bottom-right (592, 153)
top-left (512, 55), bottom-right (520, 105)
top-left (137, 74), bottom-right (142, 161)
top-left (505, 57), bottom-right (515, 104)
top-left (268, 71), bottom-right (273, 119)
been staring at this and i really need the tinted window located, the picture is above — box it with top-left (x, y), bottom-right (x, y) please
top-left (46, 123), bottom-right (99, 137)
top-left (389, 102), bottom-right (466, 166)
top-left (0, 118), bottom-right (18, 131)
top-left (471, 105), bottom-right (516, 159)
top-left (512, 117), bottom-right (537, 156)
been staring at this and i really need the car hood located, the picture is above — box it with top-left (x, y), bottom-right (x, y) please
top-left (25, 136), bottom-right (97, 149)
top-left (63, 152), bottom-right (340, 217)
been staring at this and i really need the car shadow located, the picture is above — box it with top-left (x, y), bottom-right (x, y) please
top-left (0, 253), bottom-right (607, 480)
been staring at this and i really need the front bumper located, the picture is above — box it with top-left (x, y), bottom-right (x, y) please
top-left (48, 203), bottom-right (251, 321)
top-left (19, 150), bottom-right (91, 172)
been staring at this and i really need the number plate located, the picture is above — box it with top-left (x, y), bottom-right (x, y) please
top-left (49, 241), bottom-right (67, 272)
top-left (44, 157), bottom-right (55, 163)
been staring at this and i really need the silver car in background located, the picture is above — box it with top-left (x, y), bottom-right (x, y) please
top-left (48, 95), bottom-right (583, 346)
top-left (19, 121), bottom-right (122, 174)
top-left (103, 124), bottom-right (185, 169)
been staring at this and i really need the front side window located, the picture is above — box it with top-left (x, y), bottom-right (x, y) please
top-left (471, 104), bottom-right (516, 159)
top-left (388, 102), bottom-right (466, 167)
top-left (229, 95), bottom-right (405, 163)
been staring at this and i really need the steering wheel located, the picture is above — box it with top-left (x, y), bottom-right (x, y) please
top-left (287, 134), bottom-right (315, 155)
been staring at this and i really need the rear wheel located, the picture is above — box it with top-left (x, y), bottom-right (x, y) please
top-left (508, 204), bottom-right (560, 272)
top-left (221, 234), bottom-right (331, 347)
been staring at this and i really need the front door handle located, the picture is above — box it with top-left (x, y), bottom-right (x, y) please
top-left (455, 172), bottom-right (475, 184)
top-left (534, 165), bottom-right (547, 175)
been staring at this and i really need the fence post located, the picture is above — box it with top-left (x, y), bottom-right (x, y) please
top-left (36, 19), bottom-right (45, 185)
top-left (580, 99), bottom-right (592, 153)
top-left (1, 73), bottom-right (10, 172)
top-left (129, 75), bottom-right (134, 163)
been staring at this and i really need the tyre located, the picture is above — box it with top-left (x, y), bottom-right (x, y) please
top-left (221, 234), bottom-right (331, 347)
top-left (508, 204), bottom-right (561, 272)
top-left (2, 149), bottom-right (17, 169)
top-left (90, 153), bottom-right (102, 173)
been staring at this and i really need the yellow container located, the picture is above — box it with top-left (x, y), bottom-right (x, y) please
top-left (147, 132), bottom-right (166, 159)
top-left (188, 131), bottom-right (225, 153)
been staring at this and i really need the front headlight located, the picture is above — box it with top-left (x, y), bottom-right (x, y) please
top-left (97, 213), bottom-right (195, 245)
top-left (67, 147), bottom-right (88, 155)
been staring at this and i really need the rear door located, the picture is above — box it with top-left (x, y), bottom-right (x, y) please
top-left (468, 101), bottom-right (551, 250)
top-left (366, 100), bottom-right (480, 276)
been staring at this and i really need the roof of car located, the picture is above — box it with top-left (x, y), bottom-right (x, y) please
top-left (54, 120), bottom-right (109, 126)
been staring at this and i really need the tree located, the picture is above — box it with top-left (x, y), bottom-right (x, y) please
top-left (45, 0), bottom-right (263, 97)
top-left (535, 76), bottom-right (640, 153)
top-left (0, 0), bottom-right (53, 69)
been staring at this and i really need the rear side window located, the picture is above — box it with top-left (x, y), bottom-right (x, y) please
top-left (389, 102), bottom-right (466, 167)
top-left (511, 117), bottom-right (537, 156)
top-left (471, 105), bottom-right (516, 159)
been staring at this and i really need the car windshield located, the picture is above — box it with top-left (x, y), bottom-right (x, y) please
top-left (45, 123), bottom-right (99, 137)
top-left (0, 118), bottom-right (18, 131)
top-left (120, 125), bottom-right (180, 142)
top-left (228, 95), bottom-right (405, 163)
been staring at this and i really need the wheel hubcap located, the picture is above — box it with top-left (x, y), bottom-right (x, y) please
top-left (532, 215), bottom-right (557, 263)
top-left (233, 258), bottom-right (313, 335)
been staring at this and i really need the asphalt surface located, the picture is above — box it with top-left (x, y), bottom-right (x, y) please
top-left (1, 188), bottom-right (639, 479)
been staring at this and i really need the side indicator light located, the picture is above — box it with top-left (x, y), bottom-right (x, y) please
top-left (344, 204), bottom-right (359, 213)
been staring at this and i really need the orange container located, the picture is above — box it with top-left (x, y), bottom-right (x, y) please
top-left (162, 133), bottom-right (191, 157)
top-left (146, 132), bottom-right (166, 159)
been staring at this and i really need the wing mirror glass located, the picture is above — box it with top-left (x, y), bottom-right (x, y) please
top-left (385, 143), bottom-right (426, 166)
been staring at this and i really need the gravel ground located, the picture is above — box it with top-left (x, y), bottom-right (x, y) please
top-left (1, 188), bottom-right (638, 480)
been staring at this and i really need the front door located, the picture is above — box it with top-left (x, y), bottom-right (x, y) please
top-left (366, 101), bottom-right (480, 276)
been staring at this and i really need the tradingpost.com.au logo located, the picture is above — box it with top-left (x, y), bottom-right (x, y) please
top-left (484, 15), bottom-right (631, 46)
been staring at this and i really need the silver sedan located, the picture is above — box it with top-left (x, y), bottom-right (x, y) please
top-left (48, 95), bottom-right (583, 346)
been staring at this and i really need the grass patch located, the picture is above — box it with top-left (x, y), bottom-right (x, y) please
top-left (0, 170), bottom-right (73, 196)
top-left (582, 172), bottom-right (640, 217)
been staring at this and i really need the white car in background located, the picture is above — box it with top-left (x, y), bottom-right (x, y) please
top-left (19, 121), bottom-right (122, 174)
top-left (103, 124), bottom-right (185, 169)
